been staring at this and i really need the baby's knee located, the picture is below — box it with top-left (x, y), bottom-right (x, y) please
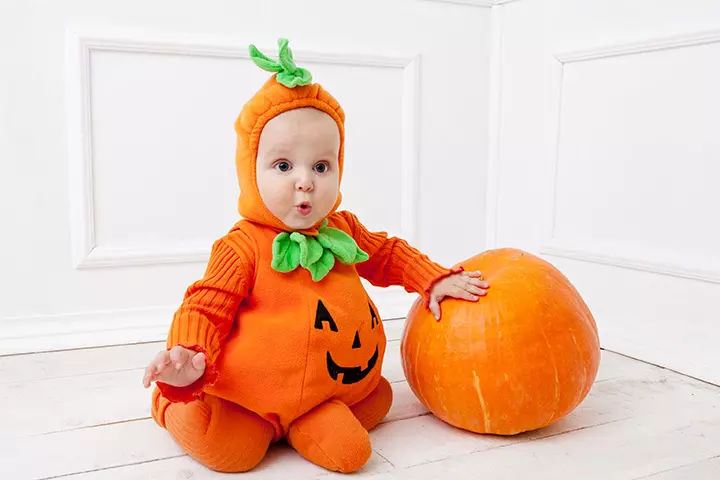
top-left (333, 436), bottom-right (373, 473)
top-left (163, 395), bottom-right (274, 473)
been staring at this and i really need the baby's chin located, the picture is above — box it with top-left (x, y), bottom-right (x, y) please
top-left (283, 210), bottom-right (332, 231)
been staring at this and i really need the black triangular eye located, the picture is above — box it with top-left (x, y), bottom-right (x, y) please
top-left (369, 303), bottom-right (378, 329)
top-left (352, 331), bottom-right (361, 349)
top-left (315, 300), bottom-right (338, 332)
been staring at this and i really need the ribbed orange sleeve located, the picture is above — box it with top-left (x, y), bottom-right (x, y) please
top-left (157, 233), bottom-right (255, 403)
top-left (335, 211), bottom-right (462, 304)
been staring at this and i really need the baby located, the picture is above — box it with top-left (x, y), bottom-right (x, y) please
top-left (142, 39), bottom-right (489, 474)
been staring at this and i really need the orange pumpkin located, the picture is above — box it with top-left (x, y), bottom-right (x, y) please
top-left (400, 248), bottom-right (600, 435)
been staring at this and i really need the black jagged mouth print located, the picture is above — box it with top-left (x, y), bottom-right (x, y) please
top-left (326, 346), bottom-right (379, 384)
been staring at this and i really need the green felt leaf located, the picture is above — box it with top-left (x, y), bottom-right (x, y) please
top-left (271, 232), bottom-right (300, 272)
top-left (248, 44), bottom-right (283, 73)
top-left (318, 227), bottom-right (358, 264)
top-left (277, 38), bottom-right (297, 73)
top-left (248, 38), bottom-right (312, 88)
top-left (353, 247), bottom-right (370, 264)
top-left (276, 68), bottom-right (312, 88)
top-left (306, 248), bottom-right (335, 282)
top-left (291, 232), bottom-right (324, 268)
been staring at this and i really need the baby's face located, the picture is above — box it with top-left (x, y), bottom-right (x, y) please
top-left (256, 108), bottom-right (341, 230)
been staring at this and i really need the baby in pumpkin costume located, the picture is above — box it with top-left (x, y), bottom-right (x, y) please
top-left (142, 39), bottom-right (489, 473)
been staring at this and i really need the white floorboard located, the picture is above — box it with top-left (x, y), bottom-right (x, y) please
top-left (0, 317), bottom-right (718, 479)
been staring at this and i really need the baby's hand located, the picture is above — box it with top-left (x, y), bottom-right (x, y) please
top-left (428, 270), bottom-right (489, 321)
top-left (142, 345), bottom-right (206, 389)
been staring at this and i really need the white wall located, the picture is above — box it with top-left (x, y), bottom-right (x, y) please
top-left (490, 0), bottom-right (720, 384)
top-left (0, 0), bottom-right (493, 354)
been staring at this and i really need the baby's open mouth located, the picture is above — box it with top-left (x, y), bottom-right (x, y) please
top-left (297, 202), bottom-right (312, 216)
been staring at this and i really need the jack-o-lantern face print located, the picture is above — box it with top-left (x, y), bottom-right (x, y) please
top-left (315, 300), bottom-right (380, 384)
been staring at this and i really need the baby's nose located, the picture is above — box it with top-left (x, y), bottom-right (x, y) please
top-left (296, 180), bottom-right (314, 191)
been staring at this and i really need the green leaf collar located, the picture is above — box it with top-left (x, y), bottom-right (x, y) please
top-left (271, 219), bottom-right (369, 281)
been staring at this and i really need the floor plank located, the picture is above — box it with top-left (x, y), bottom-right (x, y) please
top-left (0, 339), bottom-right (410, 438)
top-left (0, 369), bottom-right (153, 437)
top-left (364, 415), bottom-right (720, 479)
top-left (0, 417), bottom-right (401, 479)
top-left (0, 370), bottom-right (423, 439)
top-left (382, 319), bottom-right (404, 343)
top-left (637, 455), bottom-right (720, 479)
top-left (62, 444), bottom-right (395, 480)
top-left (2, 334), bottom-right (720, 480)
top-left (383, 340), bottom-right (404, 384)
top-left (0, 342), bottom-right (162, 384)
top-left (370, 358), bottom-right (720, 470)
top-left (0, 419), bottom-right (183, 480)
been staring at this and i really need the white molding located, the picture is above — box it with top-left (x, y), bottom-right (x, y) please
top-left (401, 56), bottom-right (421, 247)
top-left (540, 30), bottom-right (720, 283)
top-left (555, 28), bottom-right (720, 64)
top-left (485, 5), bottom-right (504, 250)
top-left (66, 28), bottom-right (96, 270)
top-left (424, 0), bottom-right (494, 7)
top-left (66, 28), bottom-right (422, 268)
top-left (423, 0), bottom-right (524, 6)
top-left (0, 290), bottom-right (413, 355)
top-left (540, 242), bottom-right (720, 285)
top-left (600, 320), bottom-right (719, 386)
top-left (424, 0), bottom-right (524, 5)
top-left (79, 244), bottom-right (212, 268)
top-left (0, 306), bottom-right (176, 356)
top-left (363, 284), bottom-right (417, 321)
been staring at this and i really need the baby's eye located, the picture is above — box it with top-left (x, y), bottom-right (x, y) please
top-left (275, 161), bottom-right (291, 172)
top-left (314, 162), bottom-right (329, 174)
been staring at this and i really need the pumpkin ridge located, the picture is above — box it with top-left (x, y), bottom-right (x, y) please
top-left (471, 370), bottom-right (491, 432)
top-left (569, 332), bottom-right (588, 410)
top-left (471, 302), bottom-right (491, 433)
top-left (537, 321), bottom-right (560, 425)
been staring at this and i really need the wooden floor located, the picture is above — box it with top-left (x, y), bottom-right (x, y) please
top-left (1, 318), bottom-right (719, 479)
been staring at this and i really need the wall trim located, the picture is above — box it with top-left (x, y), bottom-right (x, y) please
top-left (0, 306), bottom-right (176, 356)
top-left (76, 244), bottom-right (213, 268)
top-left (66, 27), bottom-right (422, 268)
top-left (423, 0), bottom-right (524, 6)
top-left (485, 4), bottom-right (504, 250)
top-left (425, 0), bottom-right (494, 7)
top-left (540, 241), bottom-right (720, 285)
top-left (0, 289), bottom-right (414, 356)
top-left (555, 28), bottom-right (720, 64)
top-left (540, 29), bottom-right (720, 283)
top-left (600, 319), bottom-right (719, 387)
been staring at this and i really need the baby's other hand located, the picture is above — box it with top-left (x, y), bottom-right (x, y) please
top-left (142, 345), bottom-right (206, 389)
top-left (428, 270), bottom-right (489, 321)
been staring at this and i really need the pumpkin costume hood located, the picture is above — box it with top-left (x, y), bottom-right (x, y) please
top-left (234, 38), bottom-right (345, 235)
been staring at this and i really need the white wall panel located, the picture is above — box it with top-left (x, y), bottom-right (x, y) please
top-left (68, 33), bottom-right (420, 269)
top-left (546, 33), bottom-right (720, 283)
top-left (493, 0), bottom-right (720, 384)
top-left (0, 0), bottom-right (492, 353)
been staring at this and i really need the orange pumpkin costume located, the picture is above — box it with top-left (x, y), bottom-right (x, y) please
top-left (151, 39), bottom-right (458, 473)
